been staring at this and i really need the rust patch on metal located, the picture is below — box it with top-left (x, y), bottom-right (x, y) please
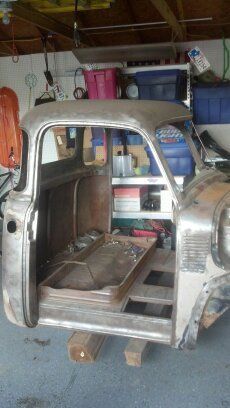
top-left (201, 311), bottom-right (222, 329)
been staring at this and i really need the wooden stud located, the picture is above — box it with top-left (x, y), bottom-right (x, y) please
top-left (67, 331), bottom-right (106, 363)
top-left (124, 338), bottom-right (149, 367)
top-left (150, 0), bottom-right (184, 41)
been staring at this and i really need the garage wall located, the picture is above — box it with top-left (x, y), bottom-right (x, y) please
top-left (0, 51), bottom-right (123, 118)
top-left (0, 39), bottom-right (229, 118)
top-left (0, 51), bottom-right (80, 118)
top-left (0, 38), bottom-right (229, 185)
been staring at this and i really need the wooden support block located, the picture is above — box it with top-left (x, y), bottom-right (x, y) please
top-left (124, 302), bottom-right (169, 367)
top-left (67, 331), bottom-right (106, 363)
top-left (124, 338), bottom-right (149, 367)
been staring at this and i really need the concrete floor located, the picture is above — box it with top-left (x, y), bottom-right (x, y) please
top-left (0, 270), bottom-right (230, 408)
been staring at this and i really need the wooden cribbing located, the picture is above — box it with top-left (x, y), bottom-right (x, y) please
top-left (67, 331), bottom-right (106, 363)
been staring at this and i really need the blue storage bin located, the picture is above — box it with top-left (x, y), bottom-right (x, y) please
top-left (193, 83), bottom-right (230, 124)
top-left (145, 141), bottom-right (195, 176)
top-left (92, 127), bottom-right (122, 140)
top-left (125, 131), bottom-right (143, 145)
top-left (136, 69), bottom-right (184, 101)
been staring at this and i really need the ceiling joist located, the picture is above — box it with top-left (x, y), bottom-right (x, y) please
top-left (12, 3), bottom-right (73, 40)
top-left (149, 0), bottom-right (184, 41)
top-left (176, 0), bottom-right (187, 40)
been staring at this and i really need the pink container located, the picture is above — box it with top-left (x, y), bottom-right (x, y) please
top-left (84, 68), bottom-right (117, 100)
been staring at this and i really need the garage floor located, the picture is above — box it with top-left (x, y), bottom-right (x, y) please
top-left (0, 264), bottom-right (229, 408)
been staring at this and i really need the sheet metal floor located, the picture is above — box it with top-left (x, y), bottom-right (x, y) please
top-left (0, 263), bottom-right (229, 408)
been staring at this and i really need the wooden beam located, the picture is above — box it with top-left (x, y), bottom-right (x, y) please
top-left (0, 26), bottom-right (25, 56)
top-left (12, 3), bottom-right (95, 46)
top-left (12, 3), bottom-right (73, 40)
top-left (67, 332), bottom-right (106, 363)
top-left (149, 0), bottom-right (184, 41)
top-left (176, 0), bottom-right (187, 40)
top-left (122, 0), bottom-right (142, 44)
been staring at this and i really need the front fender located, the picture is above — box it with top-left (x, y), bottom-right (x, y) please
top-left (180, 271), bottom-right (230, 349)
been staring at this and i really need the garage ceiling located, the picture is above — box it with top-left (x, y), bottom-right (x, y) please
top-left (0, 0), bottom-right (229, 57)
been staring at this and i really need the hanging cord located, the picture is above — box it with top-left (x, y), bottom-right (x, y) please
top-left (11, 19), bottom-right (19, 63)
top-left (222, 37), bottom-right (230, 80)
top-left (73, 68), bottom-right (87, 99)
top-left (74, 0), bottom-right (81, 47)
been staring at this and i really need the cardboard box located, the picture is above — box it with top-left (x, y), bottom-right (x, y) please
top-left (113, 186), bottom-right (148, 198)
top-left (114, 187), bottom-right (148, 212)
top-left (114, 197), bottom-right (147, 212)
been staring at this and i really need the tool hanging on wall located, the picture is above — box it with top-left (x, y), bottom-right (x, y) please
top-left (25, 73), bottom-right (38, 110)
top-left (74, 0), bottom-right (81, 47)
top-left (41, 35), bottom-right (67, 101)
top-left (73, 68), bottom-right (87, 99)
top-left (34, 90), bottom-right (55, 106)
top-left (41, 35), bottom-right (54, 86)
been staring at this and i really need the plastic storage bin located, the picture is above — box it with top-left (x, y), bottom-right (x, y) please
top-left (145, 141), bottom-right (195, 176)
top-left (125, 131), bottom-right (143, 145)
top-left (92, 135), bottom-right (123, 154)
top-left (135, 69), bottom-right (183, 101)
top-left (193, 83), bottom-right (230, 124)
top-left (84, 68), bottom-right (117, 100)
top-left (92, 127), bottom-right (122, 140)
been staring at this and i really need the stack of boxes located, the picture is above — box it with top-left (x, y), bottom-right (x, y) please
top-left (113, 187), bottom-right (148, 212)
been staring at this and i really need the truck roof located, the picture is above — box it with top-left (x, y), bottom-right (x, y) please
top-left (20, 100), bottom-right (192, 137)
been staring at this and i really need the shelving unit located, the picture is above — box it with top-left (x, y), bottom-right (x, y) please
top-left (122, 63), bottom-right (191, 109)
top-left (113, 210), bottom-right (172, 220)
top-left (112, 176), bottom-right (185, 220)
top-left (112, 176), bottom-right (184, 186)
top-left (55, 63), bottom-right (192, 110)
top-left (61, 62), bottom-right (191, 221)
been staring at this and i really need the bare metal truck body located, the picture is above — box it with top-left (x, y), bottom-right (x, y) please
top-left (2, 100), bottom-right (230, 349)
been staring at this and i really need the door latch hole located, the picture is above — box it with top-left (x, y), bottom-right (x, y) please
top-left (7, 220), bottom-right (17, 233)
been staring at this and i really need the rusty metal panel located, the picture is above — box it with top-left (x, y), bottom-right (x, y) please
top-left (77, 175), bottom-right (111, 236)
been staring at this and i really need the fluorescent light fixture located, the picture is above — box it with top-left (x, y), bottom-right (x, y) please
top-left (72, 42), bottom-right (177, 64)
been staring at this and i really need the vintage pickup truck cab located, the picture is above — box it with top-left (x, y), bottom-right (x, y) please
top-left (2, 100), bottom-right (230, 349)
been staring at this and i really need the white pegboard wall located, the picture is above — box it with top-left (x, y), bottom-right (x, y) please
top-left (0, 51), bottom-right (83, 119)
top-left (0, 39), bottom-right (229, 119)
top-left (177, 38), bottom-right (229, 78)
